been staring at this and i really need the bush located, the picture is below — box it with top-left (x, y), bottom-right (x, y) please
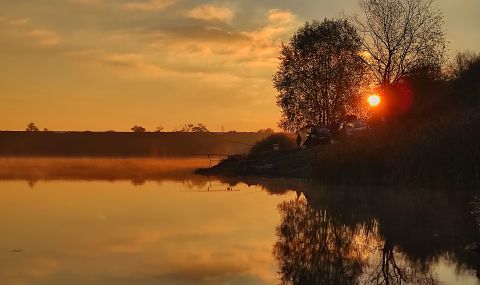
top-left (249, 134), bottom-right (296, 156)
top-left (314, 112), bottom-right (480, 189)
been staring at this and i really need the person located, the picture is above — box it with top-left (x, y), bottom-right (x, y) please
top-left (296, 132), bottom-right (302, 148)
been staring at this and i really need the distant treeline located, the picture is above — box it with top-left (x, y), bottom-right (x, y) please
top-left (0, 131), bottom-right (268, 157)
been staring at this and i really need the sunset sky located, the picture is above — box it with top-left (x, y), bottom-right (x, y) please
top-left (1, 0), bottom-right (479, 132)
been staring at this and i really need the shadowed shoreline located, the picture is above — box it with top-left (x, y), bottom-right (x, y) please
top-left (0, 131), bottom-right (267, 157)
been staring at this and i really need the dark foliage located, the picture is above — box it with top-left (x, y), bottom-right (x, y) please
top-left (274, 19), bottom-right (366, 131)
top-left (273, 186), bottom-right (479, 285)
top-left (25, 122), bottom-right (39, 132)
top-left (131, 125), bottom-right (146, 132)
top-left (453, 55), bottom-right (480, 108)
top-left (176, 123), bottom-right (209, 132)
top-left (249, 134), bottom-right (296, 155)
top-left (314, 112), bottom-right (480, 189)
top-left (313, 55), bottom-right (480, 189)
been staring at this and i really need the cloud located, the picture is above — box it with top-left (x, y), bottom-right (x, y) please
top-left (267, 9), bottom-right (296, 25)
top-left (65, 49), bottom-right (173, 79)
top-left (0, 17), bottom-right (61, 47)
top-left (137, 241), bottom-right (277, 284)
top-left (185, 4), bottom-right (234, 24)
top-left (25, 28), bottom-right (61, 46)
top-left (147, 25), bottom-right (250, 44)
top-left (244, 9), bottom-right (297, 46)
top-left (141, 9), bottom-right (299, 80)
top-left (123, 0), bottom-right (176, 11)
top-left (8, 18), bottom-right (30, 27)
top-left (61, 8), bottom-right (299, 98)
top-left (0, 258), bottom-right (59, 285)
top-left (71, 0), bottom-right (103, 5)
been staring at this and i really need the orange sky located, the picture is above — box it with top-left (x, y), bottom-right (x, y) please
top-left (1, 0), bottom-right (479, 132)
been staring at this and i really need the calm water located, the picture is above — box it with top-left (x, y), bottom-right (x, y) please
top-left (0, 158), bottom-right (479, 285)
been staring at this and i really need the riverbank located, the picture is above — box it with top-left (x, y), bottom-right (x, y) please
top-left (195, 148), bottom-right (314, 179)
top-left (197, 111), bottom-right (480, 189)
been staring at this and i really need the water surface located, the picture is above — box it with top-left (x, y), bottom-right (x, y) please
top-left (0, 158), bottom-right (479, 285)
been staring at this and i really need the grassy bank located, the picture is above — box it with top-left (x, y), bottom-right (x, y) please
top-left (314, 111), bottom-right (480, 189)
top-left (198, 111), bottom-right (480, 189)
top-left (196, 147), bottom-right (311, 178)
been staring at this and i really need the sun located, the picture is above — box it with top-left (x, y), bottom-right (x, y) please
top-left (368, 94), bottom-right (381, 107)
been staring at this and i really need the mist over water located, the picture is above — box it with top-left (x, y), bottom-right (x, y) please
top-left (0, 158), bottom-right (479, 285)
top-left (0, 157), bottom-right (212, 186)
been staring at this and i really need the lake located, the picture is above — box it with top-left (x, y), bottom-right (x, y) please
top-left (0, 158), bottom-right (479, 285)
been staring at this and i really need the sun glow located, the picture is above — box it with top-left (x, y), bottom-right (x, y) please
top-left (368, 94), bottom-right (381, 107)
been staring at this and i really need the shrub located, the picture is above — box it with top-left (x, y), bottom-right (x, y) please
top-left (249, 134), bottom-right (296, 156)
top-left (314, 112), bottom-right (480, 188)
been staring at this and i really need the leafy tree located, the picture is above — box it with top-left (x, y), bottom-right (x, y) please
top-left (274, 19), bottom-right (367, 131)
top-left (354, 0), bottom-right (446, 86)
top-left (452, 52), bottom-right (480, 107)
top-left (249, 134), bottom-right (295, 155)
top-left (131, 125), bottom-right (146, 132)
top-left (191, 123), bottom-right (209, 132)
top-left (177, 123), bottom-right (209, 132)
top-left (26, 122), bottom-right (39, 132)
top-left (451, 51), bottom-right (480, 79)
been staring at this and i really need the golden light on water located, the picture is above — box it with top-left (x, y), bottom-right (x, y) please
top-left (368, 94), bottom-right (381, 107)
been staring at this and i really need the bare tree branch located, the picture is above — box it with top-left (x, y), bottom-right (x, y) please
top-left (354, 0), bottom-right (446, 86)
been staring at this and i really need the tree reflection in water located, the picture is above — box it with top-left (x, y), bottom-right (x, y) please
top-left (216, 178), bottom-right (479, 284)
top-left (274, 197), bottom-right (373, 284)
top-left (363, 239), bottom-right (436, 285)
top-left (274, 197), bottom-right (438, 285)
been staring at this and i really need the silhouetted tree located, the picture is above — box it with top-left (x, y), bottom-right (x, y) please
top-left (249, 134), bottom-right (295, 155)
top-left (191, 123), bottom-right (209, 132)
top-left (274, 19), bottom-right (367, 131)
top-left (257, 128), bottom-right (274, 134)
top-left (131, 125), bottom-right (146, 132)
top-left (178, 124), bottom-right (193, 132)
top-left (451, 51), bottom-right (480, 79)
top-left (452, 52), bottom-right (480, 107)
top-left (155, 125), bottom-right (164, 132)
top-left (354, 0), bottom-right (446, 86)
top-left (177, 123), bottom-right (209, 132)
top-left (26, 122), bottom-right (39, 132)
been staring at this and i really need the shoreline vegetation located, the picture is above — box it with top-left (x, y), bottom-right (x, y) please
top-left (2, 1), bottom-right (479, 191)
top-left (197, 0), bottom-right (480, 190)
top-left (196, 109), bottom-right (480, 189)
